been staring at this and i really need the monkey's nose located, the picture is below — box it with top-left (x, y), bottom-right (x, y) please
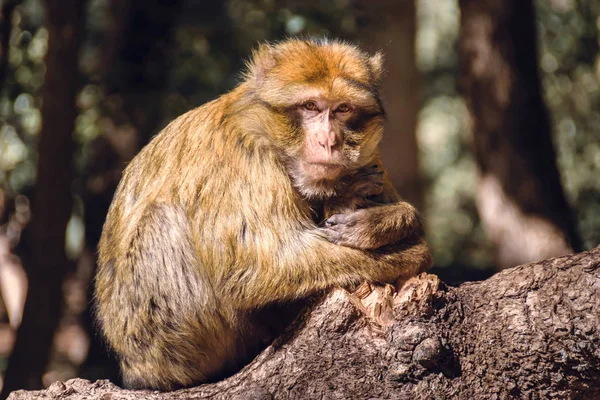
top-left (318, 135), bottom-right (337, 148)
top-left (318, 140), bottom-right (335, 149)
top-left (318, 139), bottom-right (337, 156)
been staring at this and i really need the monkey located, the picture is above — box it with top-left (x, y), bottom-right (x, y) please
top-left (95, 38), bottom-right (432, 391)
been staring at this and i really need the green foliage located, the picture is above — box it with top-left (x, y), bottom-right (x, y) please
top-left (0, 0), bottom-right (45, 196)
top-left (0, 0), bottom-right (598, 271)
top-left (163, 0), bottom-right (364, 122)
top-left (537, 0), bottom-right (600, 249)
top-left (416, 0), bottom-right (600, 268)
top-left (416, 0), bottom-right (494, 268)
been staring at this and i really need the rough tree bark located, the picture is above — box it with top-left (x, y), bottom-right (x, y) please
top-left (459, 0), bottom-right (582, 269)
top-left (0, 0), bottom-right (85, 397)
top-left (360, 0), bottom-right (422, 209)
top-left (8, 246), bottom-right (600, 399)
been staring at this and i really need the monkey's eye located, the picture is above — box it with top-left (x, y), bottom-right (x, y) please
top-left (303, 101), bottom-right (318, 111)
top-left (335, 104), bottom-right (351, 114)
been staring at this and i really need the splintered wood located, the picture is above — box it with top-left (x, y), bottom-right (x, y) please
top-left (348, 273), bottom-right (442, 334)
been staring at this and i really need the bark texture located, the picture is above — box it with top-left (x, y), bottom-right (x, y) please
top-left (459, 0), bottom-right (582, 268)
top-left (0, 0), bottom-right (84, 396)
top-left (9, 246), bottom-right (600, 399)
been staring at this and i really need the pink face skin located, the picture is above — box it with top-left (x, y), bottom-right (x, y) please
top-left (298, 98), bottom-right (354, 182)
top-left (277, 83), bottom-right (384, 200)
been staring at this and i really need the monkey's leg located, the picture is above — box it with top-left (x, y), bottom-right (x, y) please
top-left (96, 204), bottom-right (239, 390)
top-left (372, 237), bottom-right (433, 275)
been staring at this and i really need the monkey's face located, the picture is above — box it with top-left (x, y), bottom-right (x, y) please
top-left (286, 93), bottom-right (383, 199)
top-left (249, 40), bottom-right (385, 199)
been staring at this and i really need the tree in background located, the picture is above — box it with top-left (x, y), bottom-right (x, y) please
top-left (79, 0), bottom-right (183, 382)
top-left (458, 0), bottom-right (581, 268)
top-left (0, 1), bottom-right (19, 92)
top-left (1, 0), bottom-right (85, 395)
top-left (360, 0), bottom-right (422, 208)
top-left (0, 0), bottom-right (599, 392)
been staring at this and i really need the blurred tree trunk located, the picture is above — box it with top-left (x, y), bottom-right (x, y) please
top-left (0, 0), bottom-right (84, 396)
top-left (83, 0), bottom-right (184, 250)
top-left (360, 0), bottom-right (422, 209)
top-left (458, 0), bottom-right (581, 269)
top-left (80, 0), bottom-right (182, 383)
top-left (0, 0), bottom-right (27, 332)
top-left (101, 0), bottom-right (183, 148)
top-left (0, 0), bottom-right (19, 93)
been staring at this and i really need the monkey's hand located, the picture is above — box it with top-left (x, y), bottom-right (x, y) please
top-left (324, 165), bottom-right (384, 216)
top-left (348, 164), bottom-right (385, 201)
top-left (320, 202), bottom-right (423, 250)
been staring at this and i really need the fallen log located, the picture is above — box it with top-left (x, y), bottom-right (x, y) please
top-left (9, 246), bottom-right (600, 399)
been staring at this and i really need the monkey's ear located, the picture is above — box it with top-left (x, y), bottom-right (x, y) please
top-left (368, 52), bottom-right (385, 85)
top-left (246, 43), bottom-right (278, 84)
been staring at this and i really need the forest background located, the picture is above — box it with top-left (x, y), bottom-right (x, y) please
top-left (0, 0), bottom-right (598, 396)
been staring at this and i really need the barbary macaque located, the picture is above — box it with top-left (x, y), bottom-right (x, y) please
top-left (95, 38), bottom-right (432, 390)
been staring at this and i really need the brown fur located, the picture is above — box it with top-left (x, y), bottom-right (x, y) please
top-left (95, 38), bottom-right (432, 391)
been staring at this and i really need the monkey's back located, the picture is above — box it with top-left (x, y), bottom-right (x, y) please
top-left (94, 38), bottom-right (432, 391)
top-left (95, 92), bottom-right (292, 390)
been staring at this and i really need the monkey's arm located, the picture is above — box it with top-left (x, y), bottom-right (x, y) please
top-left (321, 202), bottom-right (423, 250)
top-left (210, 153), bottom-right (429, 308)
top-left (226, 226), bottom-right (431, 309)
top-left (322, 158), bottom-right (425, 250)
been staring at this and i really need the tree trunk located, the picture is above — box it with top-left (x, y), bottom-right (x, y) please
top-left (0, 0), bottom-right (19, 94)
top-left (360, 0), bottom-right (422, 208)
top-left (0, 0), bottom-right (84, 396)
top-left (101, 0), bottom-right (183, 148)
top-left (80, 0), bottom-right (182, 383)
top-left (8, 246), bottom-right (600, 399)
top-left (458, 0), bottom-right (582, 269)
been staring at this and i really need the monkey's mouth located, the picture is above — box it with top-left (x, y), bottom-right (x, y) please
top-left (305, 162), bottom-right (343, 180)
